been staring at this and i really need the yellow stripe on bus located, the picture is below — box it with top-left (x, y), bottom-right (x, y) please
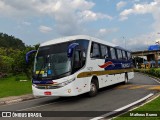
top-left (77, 68), bottom-right (133, 78)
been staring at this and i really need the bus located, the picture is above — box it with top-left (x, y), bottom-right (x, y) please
top-left (26, 35), bottom-right (134, 97)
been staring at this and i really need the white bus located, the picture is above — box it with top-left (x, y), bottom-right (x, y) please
top-left (26, 35), bottom-right (134, 97)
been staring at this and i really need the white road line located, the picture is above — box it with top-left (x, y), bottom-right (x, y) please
top-left (90, 117), bottom-right (104, 120)
top-left (90, 93), bottom-right (154, 120)
top-left (150, 77), bottom-right (160, 84)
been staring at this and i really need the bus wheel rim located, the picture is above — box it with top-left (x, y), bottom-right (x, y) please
top-left (90, 83), bottom-right (96, 92)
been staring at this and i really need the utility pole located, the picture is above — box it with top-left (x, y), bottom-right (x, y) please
top-left (122, 36), bottom-right (126, 49)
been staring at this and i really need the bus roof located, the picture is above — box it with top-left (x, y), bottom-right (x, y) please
top-left (40, 35), bottom-right (117, 48)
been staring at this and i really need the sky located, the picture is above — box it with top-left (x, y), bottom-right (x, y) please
top-left (0, 0), bottom-right (160, 51)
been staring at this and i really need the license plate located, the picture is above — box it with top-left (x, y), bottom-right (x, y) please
top-left (44, 91), bottom-right (52, 95)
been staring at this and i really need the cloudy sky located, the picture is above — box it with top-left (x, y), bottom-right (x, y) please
top-left (0, 0), bottom-right (160, 51)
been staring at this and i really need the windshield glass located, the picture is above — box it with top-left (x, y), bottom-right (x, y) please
top-left (33, 39), bottom-right (89, 80)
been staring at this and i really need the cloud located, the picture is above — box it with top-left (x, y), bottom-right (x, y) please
top-left (97, 28), bottom-right (118, 38)
top-left (116, 1), bottom-right (127, 10)
top-left (119, 0), bottom-right (160, 32)
top-left (39, 25), bottom-right (53, 33)
top-left (112, 32), bottom-right (160, 51)
top-left (22, 21), bottom-right (31, 26)
top-left (0, 0), bottom-right (113, 36)
top-left (119, 1), bottom-right (160, 21)
top-left (78, 10), bottom-right (113, 22)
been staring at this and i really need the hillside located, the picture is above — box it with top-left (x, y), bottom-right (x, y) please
top-left (0, 33), bottom-right (36, 77)
top-left (0, 33), bottom-right (25, 50)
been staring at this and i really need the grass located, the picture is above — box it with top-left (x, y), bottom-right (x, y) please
top-left (114, 96), bottom-right (160, 120)
top-left (0, 74), bottom-right (32, 98)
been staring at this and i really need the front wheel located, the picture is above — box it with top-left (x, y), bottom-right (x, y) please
top-left (88, 81), bottom-right (98, 97)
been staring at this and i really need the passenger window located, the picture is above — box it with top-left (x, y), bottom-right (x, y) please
top-left (117, 49), bottom-right (123, 59)
top-left (127, 52), bottom-right (131, 60)
top-left (122, 50), bottom-right (127, 60)
top-left (91, 43), bottom-right (100, 58)
top-left (73, 51), bottom-right (81, 72)
top-left (110, 48), bottom-right (117, 59)
top-left (100, 45), bottom-right (109, 59)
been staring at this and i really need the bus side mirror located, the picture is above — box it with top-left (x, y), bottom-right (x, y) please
top-left (67, 43), bottom-right (79, 58)
top-left (26, 50), bottom-right (37, 63)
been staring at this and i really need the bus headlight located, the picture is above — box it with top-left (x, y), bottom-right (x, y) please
top-left (58, 77), bottom-right (76, 87)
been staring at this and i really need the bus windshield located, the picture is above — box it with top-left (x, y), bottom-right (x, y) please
top-left (33, 39), bottom-right (89, 80)
top-left (33, 42), bottom-right (71, 80)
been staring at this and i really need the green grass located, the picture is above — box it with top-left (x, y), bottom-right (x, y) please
top-left (114, 96), bottom-right (160, 120)
top-left (0, 74), bottom-right (32, 98)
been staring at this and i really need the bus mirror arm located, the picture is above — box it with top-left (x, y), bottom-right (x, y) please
top-left (67, 43), bottom-right (79, 58)
top-left (26, 50), bottom-right (37, 63)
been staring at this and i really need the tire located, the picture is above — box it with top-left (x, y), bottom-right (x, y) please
top-left (88, 80), bottom-right (98, 97)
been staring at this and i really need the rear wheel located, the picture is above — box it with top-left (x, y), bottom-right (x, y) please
top-left (88, 80), bottom-right (98, 97)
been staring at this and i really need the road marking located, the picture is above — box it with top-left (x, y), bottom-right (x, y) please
top-left (90, 93), bottom-right (154, 120)
top-left (148, 86), bottom-right (160, 90)
top-left (128, 85), bottom-right (149, 89)
top-left (137, 72), bottom-right (160, 84)
top-left (115, 84), bottom-right (134, 89)
top-left (90, 117), bottom-right (104, 120)
top-left (150, 77), bottom-right (160, 84)
top-left (113, 93), bottom-right (160, 119)
top-left (116, 84), bottom-right (160, 90)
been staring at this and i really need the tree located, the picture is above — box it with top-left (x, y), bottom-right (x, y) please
top-left (0, 32), bottom-right (39, 78)
top-left (0, 33), bottom-right (25, 50)
top-left (12, 46), bottom-right (37, 78)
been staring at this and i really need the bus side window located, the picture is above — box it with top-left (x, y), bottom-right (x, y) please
top-left (91, 43), bottom-right (101, 58)
top-left (100, 45), bottom-right (109, 59)
top-left (110, 47), bottom-right (117, 59)
top-left (117, 49), bottom-right (123, 59)
top-left (122, 50), bottom-right (127, 60)
top-left (127, 52), bottom-right (131, 60)
top-left (73, 51), bottom-right (81, 71)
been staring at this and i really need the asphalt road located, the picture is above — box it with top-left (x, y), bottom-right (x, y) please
top-left (0, 72), bottom-right (160, 120)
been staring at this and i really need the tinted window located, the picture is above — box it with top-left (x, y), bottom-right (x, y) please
top-left (100, 45), bottom-right (109, 59)
top-left (122, 50), bottom-right (127, 60)
top-left (127, 52), bottom-right (131, 60)
top-left (110, 48), bottom-right (117, 59)
top-left (91, 43), bottom-right (100, 58)
top-left (73, 51), bottom-right (81, 71)
top-left (117, 49), bottom-right (123, 59)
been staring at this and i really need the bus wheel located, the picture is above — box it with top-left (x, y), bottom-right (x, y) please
top-left (89, 80), bottom-right (98, 97)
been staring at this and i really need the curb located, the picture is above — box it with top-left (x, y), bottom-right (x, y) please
top-left (109, 92), bottom-right (160, 120)
top-left (0, 94), bottom-right (40, 105)
top-left (101, 93), bottom-right (156, 120)
top-left (136, 72), bottom-right (160, 83)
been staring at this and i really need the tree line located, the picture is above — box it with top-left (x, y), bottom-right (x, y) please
top-left (0, 32), bottom-right (39, 78)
